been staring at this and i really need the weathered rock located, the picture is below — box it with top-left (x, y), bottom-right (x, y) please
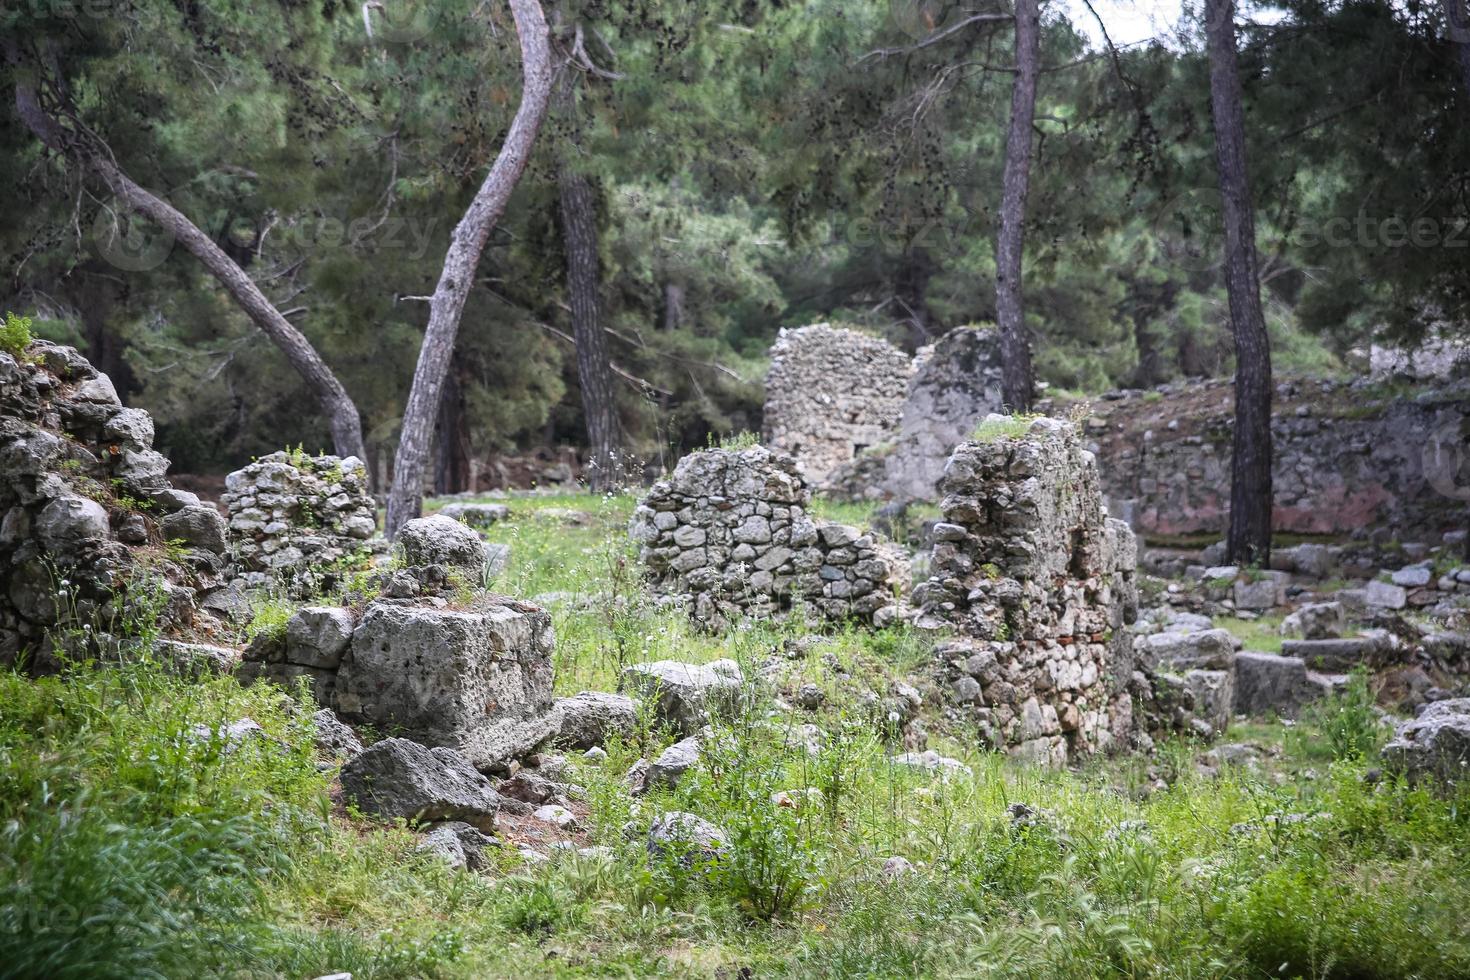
top-left (1280, 637), bottom-right (1381, 672)
top-left (34, 494), bottom-right (109, 553)
top-left (1280, 602), bottom-right (1344, 641)
top-left (287, 606), bottom-right (355, 669)
top-left (554, 691), bottom-right (639, 749)
top-left (1233, 576), bottom-right (1283, 611)
top-left (1233, 652), bottom-right (1323, 718)
top-left (1364, 580), bottom-right (1408, 610)
top-left (416, 821), bottom-right (499, 870)
top-left (159, 503), bottom-right (228, 554)
top-left (646, 811), bottom-right (729, 865)
top-left (1381, 698), bottom-right (1470, 785)
top-left (1391, 565), bottom-right (1433, 588)
top-left (646, 735), bottom-right (703, 790)
top-left (339, 738), bottom-right (500, 831)
top-left (1139, 629), bottom-right (1235, 670)
top-left (311, 708), bottom-right (363, 760)
top-left (397, 515), bottom-right (492, 574)
top-left (621, 659), bottom-right (743, 735)
top-left (438, 502), bottom-right (511, 528)
top-left (336, 596), bottom-right (558, 769)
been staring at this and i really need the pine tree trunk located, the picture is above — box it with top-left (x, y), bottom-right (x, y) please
top-left (434, 363), bottom-right (469, 495)
top-left (995, 0), bottom-right (1040, 412)
top-left (10, 64), bottom-right (366, 462)
top-left (659, 281), bottom-right (685, 332)
top-left (383, 0), bottom-right (554, 538)
top-left (558, 164), bottom-right (621, 491)
top-left (1205, 0), bottom-right (1274, 566)
top-left (1446, 0), bottom-right (1470, 97)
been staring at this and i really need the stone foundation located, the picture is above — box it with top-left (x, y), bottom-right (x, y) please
top-left (630, 445), bottom-right (907, 627)
top-left (915, 417), bottom-right (1138, 763)
top-left (762, 324), bottom-right (911, 487)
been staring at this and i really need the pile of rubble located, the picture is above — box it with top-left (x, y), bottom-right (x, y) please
top-left (914, 417), bottom-right (1140, 763)
top-left (223, 449), bottom-right (379, 591)
top-left (0, 341), bottom-right (233, 671)
top-left (629, 445), bottom-right (908, 627)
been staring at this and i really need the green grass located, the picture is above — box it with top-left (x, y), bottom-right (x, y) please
top-left (971, 413), bottom-right (1043, 442)
top-left (5, 492), bottom-right (1470, 978)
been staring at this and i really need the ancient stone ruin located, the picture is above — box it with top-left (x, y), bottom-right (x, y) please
top-left (239, 515), bottom-right (558, 770)
top-left (762, 323), bottom-right (911, 488)
top-left (224, 450), bottom-right (379, 591)
top-left (882, 326), bottom-right (1006, 502)
top-left (915, 417), bottom-right (1140, 763)
top-left (0, 341), bottom-right (232, 671)
top-left (629, 445), bottom-right (908, 627)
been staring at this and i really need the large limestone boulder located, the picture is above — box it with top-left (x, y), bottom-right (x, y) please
top-left (339, 737), bottom-right (501, 831)
top-left (646, 811), bottom-right (729, 865)
top-left (336, 596), bottom-right (557, 769)
top-left (1381, 699), bottom-right (1470, 785)
top-left (1233, 651), bottom-right (1327, 718)
top-left (621, 659), bottom-right (744, 735)
top-left (1138, 629), bottom-right (1236, 670)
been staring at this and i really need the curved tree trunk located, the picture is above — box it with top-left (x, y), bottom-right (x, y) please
top-left (1205, 0), bottom-right (1274, 566)
top-left (995, 0), bottom-right (1040, 412)
top-left (9, 54), bottom-right (366, 463)
top-left (383, 0), bottom-right (555, 538)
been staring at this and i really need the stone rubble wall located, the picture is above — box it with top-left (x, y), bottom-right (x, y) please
top-left (223, 450), bottom-right (379, 590)
top-left (0, 341), bottom-right (231, 670)
top-left (762, 323), bottom-right (912, 488)
top-left (629, 446), bottom-right (907, 626)
top-left (915, 417), bottom-right (1139, 764)
top-left (882, 326), bottom-right (1006, 502)
top-left (1090, 377), bottom-right (1470, 543)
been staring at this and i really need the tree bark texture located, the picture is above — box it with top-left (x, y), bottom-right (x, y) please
top-left (384, 0), bottom-right (554, 538)
top-left (995, 0), bottom-right (1040, 412)
top-left (1205, 0), bottom-right (1274, 565)
top-left (557, 163), bottom-right (621, 491)
top-left (9, 61), bottom-right (366, 462)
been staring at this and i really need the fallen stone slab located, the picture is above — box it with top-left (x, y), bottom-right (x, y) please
top-left (1138, 628), bottom-right (1235, 670)
top-left (1280, 637), bottom-right (1381, 672)
top-left (1234, 651), bottom-right (1321, 718)
top-left (621, 659), bottom-right (744, 735)
top-left (1364, 580), bottom-right (1408, 610)
top-left (339, 738), bottom-right (500, 831)
top-left (646, 735), bottom-right (703, 791)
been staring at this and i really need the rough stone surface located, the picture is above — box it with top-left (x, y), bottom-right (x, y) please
top-left (554, 691), bottom-right (639, 750)
top-left (0, 342), bottom-right (232, 671)
top-left (1233, 652), bottom-right (1322, 718)
top-left (630, 445), bottom-right (907, 626)
top-left (1381, 698), bottom-right (1470, 785)
top-left (223, 450), bottom-right (378, 594)
top-left (916, 417), bottom-right (1139, 763)
top-left (1280, 602), bottom-right (1344, 640)
top-left (646, 811), bottom-right (729, 864)
top-left (311, 708), bottom-right (364, 760)
top-left (397, 515), bottom-right (495, 575)
top-left (762, 323), bottom-right (912, 488)
top-left (881, 326), bottom-right (1005, 502)
top-left (622, 659), bottom-right (743, 735)
top-left (438, 502), bottom-right (511, 528)
top-left (646, 735), bottom-right (703, 790)
top-left (333, 595), bottom-right (558, 769)
top-left (338, 738), bottom-right (501, 831)
top-left (1092, 377), bottom-right (1470, 542)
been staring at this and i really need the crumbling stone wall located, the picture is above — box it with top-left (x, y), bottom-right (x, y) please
top-left (763, 324), bottom-right (912, 487)
top-left (0, 341), bottom-right (231, 670)
top-left (629, 446), bottom-right (907, 627)
top-left (915, 417), bottom-right (1139, 764)
top-left (224, 450), bottom-right (378, 589)
top-left (883, 325), bottom-right (1006, 502)
top-left (1091, 377), bottom-right (1470, 542)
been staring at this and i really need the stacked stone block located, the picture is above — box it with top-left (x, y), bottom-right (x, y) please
top-left (223, 450), bottom-right (378, 589)
top-left (916, 417), bottom-right (1139, 763)
top-left (629, 446), bottom-right (905, 626)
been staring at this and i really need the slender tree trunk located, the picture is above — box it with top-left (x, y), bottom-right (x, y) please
top-left (1446, 0), bottom-right (1470, 97)
top-left (659, 281), bottom-right (685, 332)
top-left (8, 53), bottom-right (366, 462)
top-left (434, 362), bottom-right (469, 495)
top-left (384, 0), bottom-right (554, 538)
top-left (1205, 0), bottom-right (1273, 566)
top-left (995, 0), bottom-right (1040, 412)
top-left (558, 164), bottom-right (621, 490)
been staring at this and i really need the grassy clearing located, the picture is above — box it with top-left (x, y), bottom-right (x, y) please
top-left (4, 492), bottom-right (1469, 978)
